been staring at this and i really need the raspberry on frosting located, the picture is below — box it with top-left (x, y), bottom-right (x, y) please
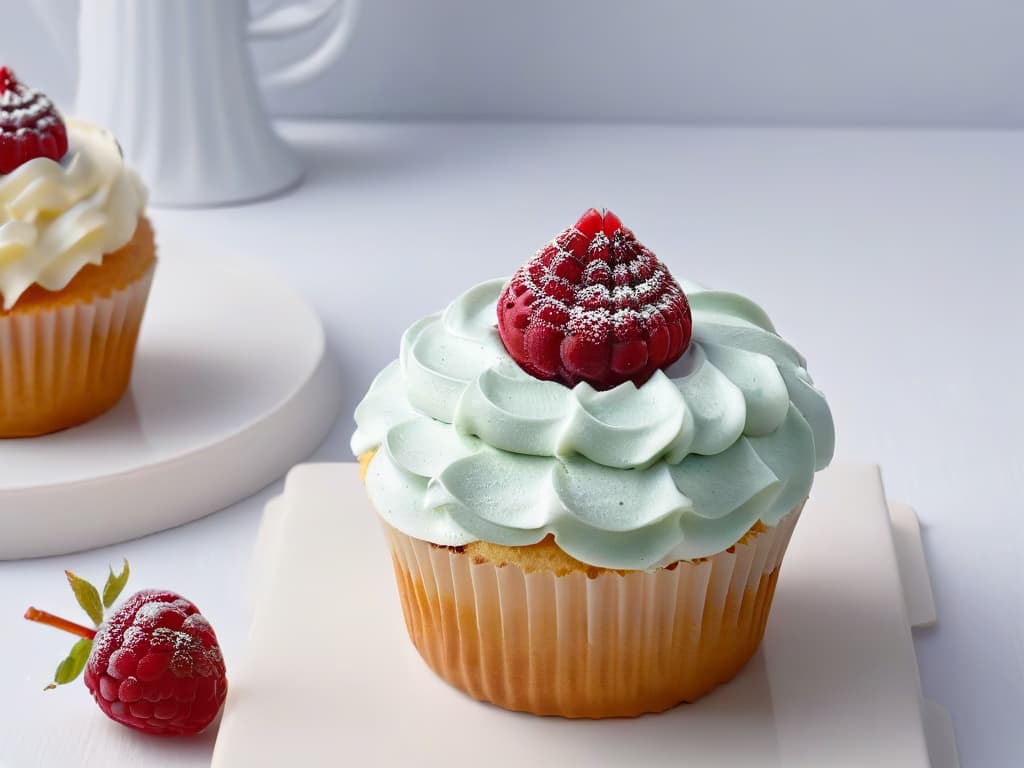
top-left (0, 66), bottom-right (69, 174)
top-left (497, 208), bottom-right (692, 390)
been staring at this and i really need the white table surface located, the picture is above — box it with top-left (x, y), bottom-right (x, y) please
top-left (1, 120), bottom-right (1019, 767)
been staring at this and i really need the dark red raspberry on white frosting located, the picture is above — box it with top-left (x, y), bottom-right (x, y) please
top-left (497, 208), bottom-right (692, 390)
top-left (0, 66), bottom-right (69, 174)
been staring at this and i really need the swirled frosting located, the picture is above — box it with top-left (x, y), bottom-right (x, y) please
top-left (352, 279), bottom-right (834, 570)
top-left (0, 119), bottom-right (147, 309)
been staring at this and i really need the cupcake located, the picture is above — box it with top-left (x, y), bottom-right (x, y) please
top-left (352, 208), bottom-right (834, 718)
top-left (0, 67), bottom-right (153, 438)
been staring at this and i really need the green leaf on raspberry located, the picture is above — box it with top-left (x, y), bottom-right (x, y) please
top-left (65, 571), bottom-right (104, 626)
top-left (102, 559), bottom-right (130, 608)
top-left (46, 638), bottom-right (92, 690)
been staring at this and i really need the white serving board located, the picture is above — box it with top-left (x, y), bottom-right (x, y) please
top-left (214, 463), bottom-right (958, 768)
top-left (0, 233), bottom-right (340, 559)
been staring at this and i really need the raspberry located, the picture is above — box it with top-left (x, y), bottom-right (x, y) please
top-left (84, 591), bottom-right (226, 735)
top-left (24, 562), bottom-right (227, 737)
top-left (497, 208), bottom-right (692, 389)
top-left (0, 66), bottom-right (69, 174)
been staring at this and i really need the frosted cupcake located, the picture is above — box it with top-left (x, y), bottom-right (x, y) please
top-left (353, 208), bottom-right (834, 717)
top-left (0, 67), bottom-right (153, 437)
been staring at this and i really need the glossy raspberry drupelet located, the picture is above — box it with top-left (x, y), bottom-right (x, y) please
top-left (497, 208), bottom-right (692, 390)
top-left (83, 590), bottom-right (227, 736)
top-left (0, 66), bottom-right (69, 174)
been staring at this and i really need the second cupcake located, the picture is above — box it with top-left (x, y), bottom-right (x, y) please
top-left (0, 67), bottom-right (153, 438)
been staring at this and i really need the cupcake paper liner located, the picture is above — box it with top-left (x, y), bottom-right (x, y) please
top-left (0, 265), bottom-right (155, 437)
top-left (382, 504), bottom-right (802, 718)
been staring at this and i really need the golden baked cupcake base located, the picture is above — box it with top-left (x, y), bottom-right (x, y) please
top-left (380, 504), bottom-right (802, 718)
top-left (0, 217), bottom-right (157, 437)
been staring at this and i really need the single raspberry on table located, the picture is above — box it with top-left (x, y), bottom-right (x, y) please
top-left (24, 561), bottom-right (227, 736)
top-left (0, 66), bottom-right (69, 174)
top-left (497, 208), bottom-right (692, 390)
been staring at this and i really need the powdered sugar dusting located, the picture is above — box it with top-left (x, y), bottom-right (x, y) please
top-left (0, 84), bottom-right (59, 128)
top-left (0, 68), bottom-right (69, 175)
top-left (497, 209), bottom-right (692, 389)
top-left (89, 592), bottom-right (221, 680)
top-left (513, 225), bottom-right (684, 337)
top-left (81, 589), bottom-right (227, 735)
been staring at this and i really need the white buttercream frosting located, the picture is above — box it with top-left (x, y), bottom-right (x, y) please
top-left (0, 119), bottom-right (147, 309)
top-left (353, 278), bottom-right (834, 570)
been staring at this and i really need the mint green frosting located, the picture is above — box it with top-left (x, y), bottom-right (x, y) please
top-left (352, 279), bottom-right (834, 570)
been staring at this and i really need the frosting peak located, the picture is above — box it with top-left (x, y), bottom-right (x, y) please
top-left (0, 119), bottom-right (148, 309)
top-left (353, 278), bottom-right (834, 570)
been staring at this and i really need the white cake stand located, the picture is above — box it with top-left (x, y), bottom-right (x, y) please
top-left (0, 234), bottom-right (340, 560)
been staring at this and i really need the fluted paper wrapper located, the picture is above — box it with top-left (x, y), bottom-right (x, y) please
top-left (0, 266), bottom-right (155, 437)
top-left (382, 505), bottom-right (801, 718)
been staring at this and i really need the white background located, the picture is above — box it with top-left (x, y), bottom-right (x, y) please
top-left (3, 0), bottom-right (1023, 126)
top-left (1, 3), bottom-right (1022, 767)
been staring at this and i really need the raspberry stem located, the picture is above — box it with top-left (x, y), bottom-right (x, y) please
top-left (24, 607), bottom-right (97, 640)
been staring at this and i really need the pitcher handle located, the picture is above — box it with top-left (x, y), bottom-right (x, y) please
top-left (249, 0), bottom-right (360, 88)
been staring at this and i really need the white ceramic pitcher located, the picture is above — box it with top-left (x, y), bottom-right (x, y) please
top-left (33, 0), bottom-right (359, 206)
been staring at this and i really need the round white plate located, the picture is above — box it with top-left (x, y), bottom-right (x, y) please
top-left (0, 234), bottom-right (340, 559)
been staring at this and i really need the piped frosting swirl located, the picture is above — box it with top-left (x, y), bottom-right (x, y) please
top-left (352, 278), bottom-right (834, 570)
top-left (0, 119), bottom-right (147, 309)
